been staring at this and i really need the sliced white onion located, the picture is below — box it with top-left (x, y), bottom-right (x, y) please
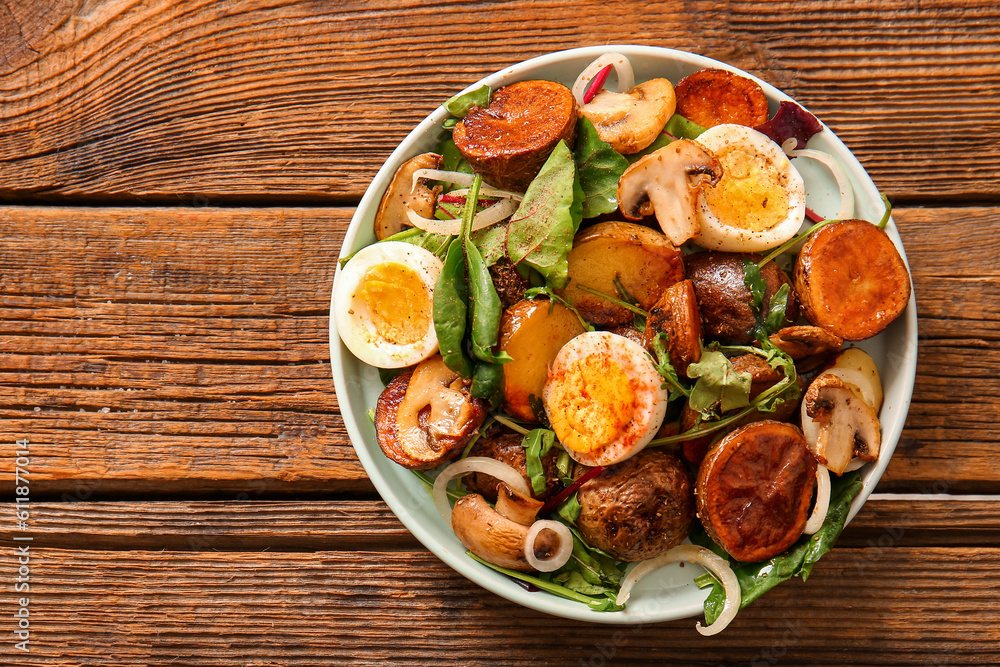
top-left (781, 138), bottom-right (855, 220)
top-left (616, 544), bottom-right (741, 636)
top-left (407, 196), bottom-right (518, 235)
top-left (411, 169), bottom-right (523, 200)
top-left (432, 456), bottom-right (531, 525)
top-left (571, 53), bottom-right (635, 106)
top-left (843, 457), bottom-right (868, 473)
top-left (804, 465), bottom-right (832, 535)
top-left (524, 520), bottom-right (573, 572)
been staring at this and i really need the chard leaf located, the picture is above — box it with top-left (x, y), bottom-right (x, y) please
top-left (507, 141), bottom-right (583, 289)
top-left (686, 350), bottom-right (752, 417)
top-left (700, 471), bottom-right (864, 624)
top-left (573, 117), bottom-right (629, 217)
top-left (665, 113), bottom-right (707, 139)
top-left (754, 101), bottom-right (823, 151)
top-left (471, 222), bottom-right (508, 267)
top-left (444, 84), bottom-right (491, 118)
top-left (521, 428), bottom-right (556, 496)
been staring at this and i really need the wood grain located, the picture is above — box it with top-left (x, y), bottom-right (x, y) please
top-left (3, 204), bottom-right (1000, 495)
top-left (1, 0), bottom-right (998, 204)
top-left (2, 545), bottom-right (998, 665)
top-left (1, 496), bottom-right (998, 551)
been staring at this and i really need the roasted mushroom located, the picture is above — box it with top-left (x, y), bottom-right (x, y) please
top-left (642, 279), bottom-right (702, 376)
top-left (464, 428), bottom-right (563, 502)
top-left (374, 355), bottom-right (489, 469)
top-left (575, 449), bottom-right (695, 562)
top-left (616, 140), bottom-right (723, 246)
top-left (769, 325), bottom-right (844, 372)
top-left (801, 373), bottom-right (881, 475)
top-left (373, 153), bottom-right (442, 240)
top-left (580, 78), bottom-right (676, 154)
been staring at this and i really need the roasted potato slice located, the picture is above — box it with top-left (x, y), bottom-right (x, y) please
top-left (794, 219), bottom-right (911, 341)
top-left (498, 299), bottom-right (587, 422)
top-left (696, 421), bottom-right (816, 562)
top-left (674, 68), bottom-right (770, 129)
top-left (453, 79), bottom-right (577, 191)
top-left (562, 221), bottom-right (684, 327)
top-left (642, 279), bottom-right (702, 376)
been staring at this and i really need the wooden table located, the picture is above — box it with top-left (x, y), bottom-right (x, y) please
top-left (2, 1), bottom-right (998, 664)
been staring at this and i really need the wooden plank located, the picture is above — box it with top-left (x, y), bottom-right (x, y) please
top-left (3, 205), bottom-right (1000, 495)
top-left (1, 545), bottom-right (998, 665)
top-left (1, 0), bottom-right (998, 203)
top-left (1, 496), bottom-right (998, 551)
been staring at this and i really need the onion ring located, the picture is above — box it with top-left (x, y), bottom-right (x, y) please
top-left (804, 465), bottom-right (832, 535)
top-left (781, 138), bottom-right (855, 220)
top-left (524, 520), bottom-right (574, 572)
top-left (432, 457), bottom-right (530, 525)
top-left (410, 169), bottom-right (523, 201)
top-left (571, 53), bottom-right (635, 106)
top-left (407, 197), bottom-right (518, 235)
top-left (616, 544), bottom-right (740, 636)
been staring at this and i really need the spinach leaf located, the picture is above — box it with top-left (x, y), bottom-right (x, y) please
top-left (439, 137), bottom-right (474, 175)
top-left (521, 428), bottom-right (557, 496)
top-left (699, 471), bottom-right (864, 624)
top-left (433, 239), bottom-right (474, 377)
top-left (665, 113), bottom-right (707, 139)
top-left (443, 84), bottom-right (491, 118)
top-left (470, 360), bottom-right (504, 408)
top-left (573, 117), bottom-right (629, 218)
top-left (507, 141), bottom-right (584, 289)
top-left (686, 349), bottom-right (752, 417)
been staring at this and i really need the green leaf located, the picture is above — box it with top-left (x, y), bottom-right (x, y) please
top-left (444, 84), bottom-right (491, 118)
top-left (764, 283), bottom-right (791, 336)
top-left (799, 471), bottom-right (864, 580)
top-left (521, 428), bottom-right (556, 496)
top-left (556, 492), bottom-right (582, 524)
top-left (664, 113), bottom-right (707, 139)
top-left (438, 137), bottom-right (474, 175)
top-left (470, 361), bottom-right (505, 408)
top-left (625, 132), bottom-right (674, 164)
top-left (507, 141), bottom-right (583, 289)
top-left (471, 222), bottom-right (508, 267)
top-left (686, 349), bottom-right (752, 417)
top-left (573, 117), bottom-right (629, 217)
top-left (433, 239), bottom-right (474, 377)
top-left (649, 333), bottom-right (691, 402)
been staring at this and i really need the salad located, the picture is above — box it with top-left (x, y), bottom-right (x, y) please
top-left (332, 50), bottom-right (912, 633)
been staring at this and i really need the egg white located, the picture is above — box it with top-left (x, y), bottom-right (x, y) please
top-left (695, 124), bottom-right (806, 252)
top-left (543, 331), bottom-right (668, 467)
top-left (334, 241), bottom-right (442, 368)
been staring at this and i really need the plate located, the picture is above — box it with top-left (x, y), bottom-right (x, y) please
top-left (329, 45), bottom-right (918, 624)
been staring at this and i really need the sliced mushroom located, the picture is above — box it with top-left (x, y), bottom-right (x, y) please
top-left (581, 78), bottom-right (676, 154)
top-left (617, 140), bottom-right (723, 246)
top-left (769, 325), bottom-right (844, 372)
top-left (801, 373), bottom-right (881, 474)
top-left (451, 483), bottom-right (561, 572)
top-left (374, 355), bottom-right (488, 470)
top-left (374, 153), bottom-right (442, 240)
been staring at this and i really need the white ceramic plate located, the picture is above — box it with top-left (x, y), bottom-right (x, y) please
top-left (329, 45), bottom-right (918, 624)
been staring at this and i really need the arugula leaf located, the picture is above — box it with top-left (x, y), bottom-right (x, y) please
top-left (507, 141), bottom-right (584, 289)
top-left (573, 117), bottom-right (629, 217)
top-left (521, 428), bottom-right (556, 496)
top-left (665, 113), bottom-right (707, 139)
top-left (556, 492), bottom-right (582, 524)
top-left (649, 333), bottom-right (690, 402)
top-left (443, 84), bottom-right (491, 118)
top-left (698, 471), bottom-right (864, 624)
top-left (764, 283), bottom-right (791, 335)
top-left (686, 349), bottom-right (752, 417)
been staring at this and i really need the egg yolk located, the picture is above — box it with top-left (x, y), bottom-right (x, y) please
top-left (546, 353), bottom-right (635, 454)
top-left (705, 146), bottom-right (790, 232)
top-left (355, 262), bottom-right (431, 345)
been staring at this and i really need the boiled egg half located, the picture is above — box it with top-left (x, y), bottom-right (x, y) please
top-left (334, 241), bottom-right (442, 368)
top-left (695, 124), bottom-right (806, 252)
top-left (543, 331), bottom-right (668, 467)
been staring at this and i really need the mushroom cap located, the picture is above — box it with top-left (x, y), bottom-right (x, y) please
top-left (581, 78), bottom-right (676, 154)
top-left (801, 373), bottom-right (881, 474)
top-left (374, 153), bottom-right (442, 240)
top-left (616, 139), bottom-right (722, 246)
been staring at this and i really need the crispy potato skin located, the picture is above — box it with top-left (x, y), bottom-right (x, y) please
top-left (463, 429), bottom-right (562, 502)
top-left (562, 221), bottom-right (685, 327)
top-left (696, 421), bottom-right (816, 562)
top-left (498, 299), bottom-right (586, 422)
top-left (794, 220), bottom-right (911, 341)
top-left (453, 80), bottom-right (577, 191)
top-left (674, 68), bottom-right (770, 129)
top-left (576, 449), bottom-right (695, 562)
top-left (686, 251), bottom-right (798, 344)
top-left (642, 279), bottom-right (702, 376)
top-left (374, 367), bottom-right (488, 470)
